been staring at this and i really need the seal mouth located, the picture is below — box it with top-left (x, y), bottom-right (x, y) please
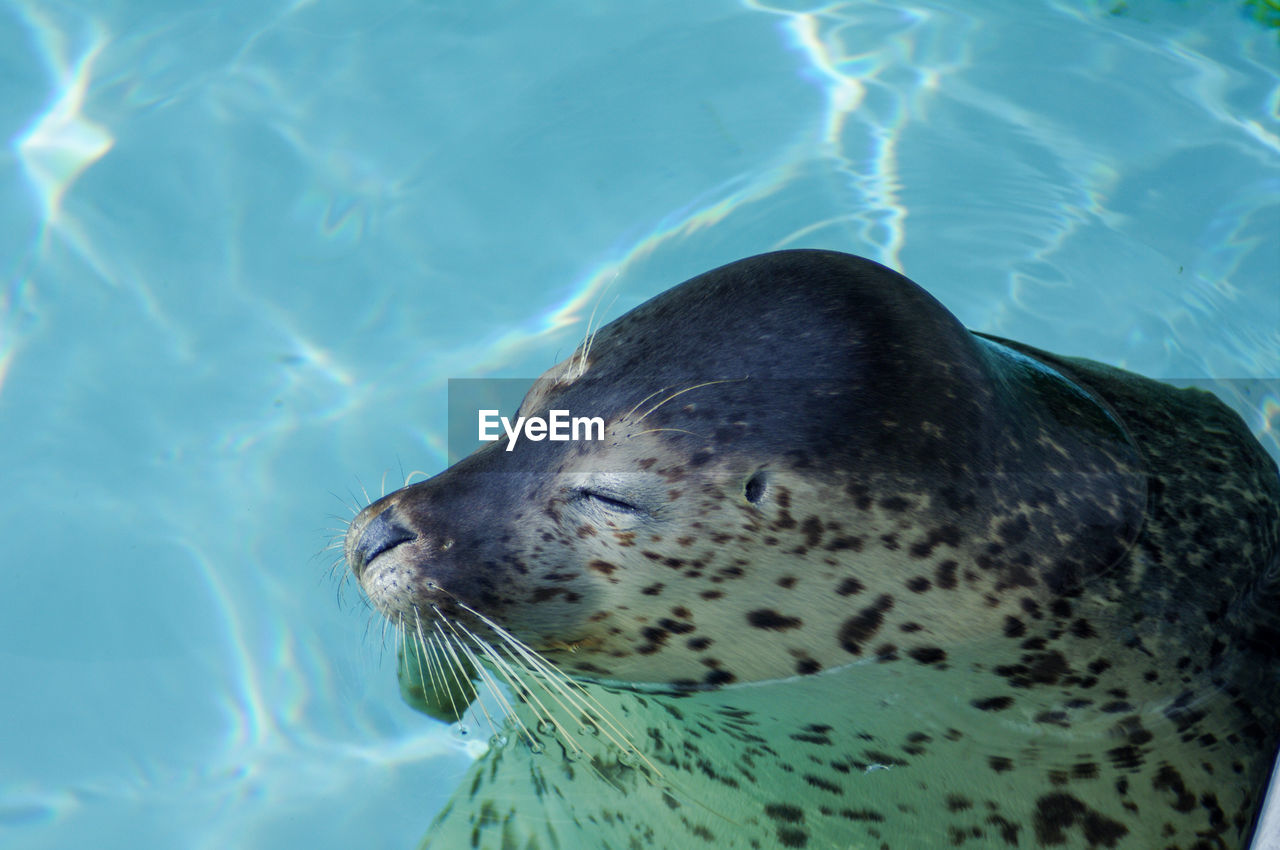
top-left (346, 504), bottom-right (416, 581)
top-left (344, 499), bottom-right (464, 625)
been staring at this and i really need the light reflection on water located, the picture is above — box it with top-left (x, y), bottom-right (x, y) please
top-left (0, 0), bottom-right (1275, 847)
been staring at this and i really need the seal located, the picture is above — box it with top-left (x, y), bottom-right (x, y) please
top-left (342, 250), bottom-right (1280, 849)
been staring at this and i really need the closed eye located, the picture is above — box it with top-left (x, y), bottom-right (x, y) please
top-left (578, 489), bottom-right (642, 514)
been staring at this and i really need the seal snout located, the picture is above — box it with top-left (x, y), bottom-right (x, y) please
top-left (348, 506), bottom-right (415, 579)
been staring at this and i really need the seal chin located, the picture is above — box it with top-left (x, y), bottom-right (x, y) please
top-left (358, 557), bottom-right (424, 621)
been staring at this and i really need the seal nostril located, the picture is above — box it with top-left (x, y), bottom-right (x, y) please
top-left (353, 508), bottom-right (415, 574)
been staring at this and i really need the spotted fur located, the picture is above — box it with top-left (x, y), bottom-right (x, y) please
top-left (344, 251), bottom-right (1280, 849)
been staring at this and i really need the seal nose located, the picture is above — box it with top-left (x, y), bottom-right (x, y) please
top-left (350, 508), bottom-right (415, 578)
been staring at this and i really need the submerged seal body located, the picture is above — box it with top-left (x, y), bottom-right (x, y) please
top-left (343, 250), bottom-right (1280, 849)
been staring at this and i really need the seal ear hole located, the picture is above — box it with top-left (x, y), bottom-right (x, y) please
top-left (744, 470), bottom-right (768, 505)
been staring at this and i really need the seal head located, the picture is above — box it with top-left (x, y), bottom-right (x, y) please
top-left (343, 250), bottom-right (1280, 849)
top-left (347, 250), bottom-right (1147, 687)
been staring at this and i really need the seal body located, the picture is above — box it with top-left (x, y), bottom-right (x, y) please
top-left (344, 250), bottom-right (1280, 849)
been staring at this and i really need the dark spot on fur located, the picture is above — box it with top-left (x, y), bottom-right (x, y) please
top-left (1070, 618), bottom-right (1097, 639)
top-left (1106, 746), bottom-right (1145, 770)
top-left (998, 515), bottom-right (1030, 545)
top-left (801, 516), bottom-right (823, 548)
top-left (839, 594), bottom-right (894, 654)
top-left (747, 609), bottom-right (803, 630)
top-left (803, 774), bottom-right (842, 794)
top-left (776, 825), bottom-right (809, 847)
top-left (1032, 793), bottom-right (1128, 847)
top-left (935, 560), bottom-right (958, 589)
top-left (909, 525), bottom-right (963, 559)
top-left (907, 646), bottom-right (946, 664)
top-left (704, 669), bottom-right (736, 686)
top-left (836, 577), bottom-right (865, 596)
top-left (1003, 616), bottom-right (1026, 638)
top-left (764, 803), bottom-right (803, 823)
top-left (880, 496), bottom-right (910, 512)
top-left (906, 576), bottom-right (931, 593)
top-left (986, 814), bottom-right (1021, 846)
top-left (1036, 711), bottom-right (1070, 727)
top-left (826, 535), bottom-right (865, 552)
top-left (1152, 765), bottom-right (1196, 812)
top-left (1073, 762), bottom-right (1099, 780)
top-left (972, 696), bottom-right (1014, 711)
top-left (995, 650), bottom-right (1071, 688)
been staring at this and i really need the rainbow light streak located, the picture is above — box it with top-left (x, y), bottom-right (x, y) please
top-left (13, 8), bottom-right (114, 228)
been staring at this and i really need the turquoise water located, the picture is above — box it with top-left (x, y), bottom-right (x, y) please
top-left (1, 0), bottom-right (1276, 847)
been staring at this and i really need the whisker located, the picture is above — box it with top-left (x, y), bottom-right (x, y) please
top-left (435, 615), bottom-right (543, 745)
top-left (444, 642), bottom-right (502, 741)
top-left (330, 490), bottom-right (365, 519)
top-left (622, 386), bottom-right (674, 421)
top-left (571, 272), bottom-right (620, 380)
top-left (455, 602), bottom-right (659, 775)
top-left (633, 427), bottom-right (701, 439)
top-left (416, 612), bottom-right (471, 725)
top-left (404, 614), bottom-right (435, 699)
top-left (431, 621), bottom-right (503, 741)
top-left (449, 634), bottom-right (530, 745)
top-left (636, 378), bottom-right (746, 424)
top-left (445, 617), bottom-right (580, 755)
